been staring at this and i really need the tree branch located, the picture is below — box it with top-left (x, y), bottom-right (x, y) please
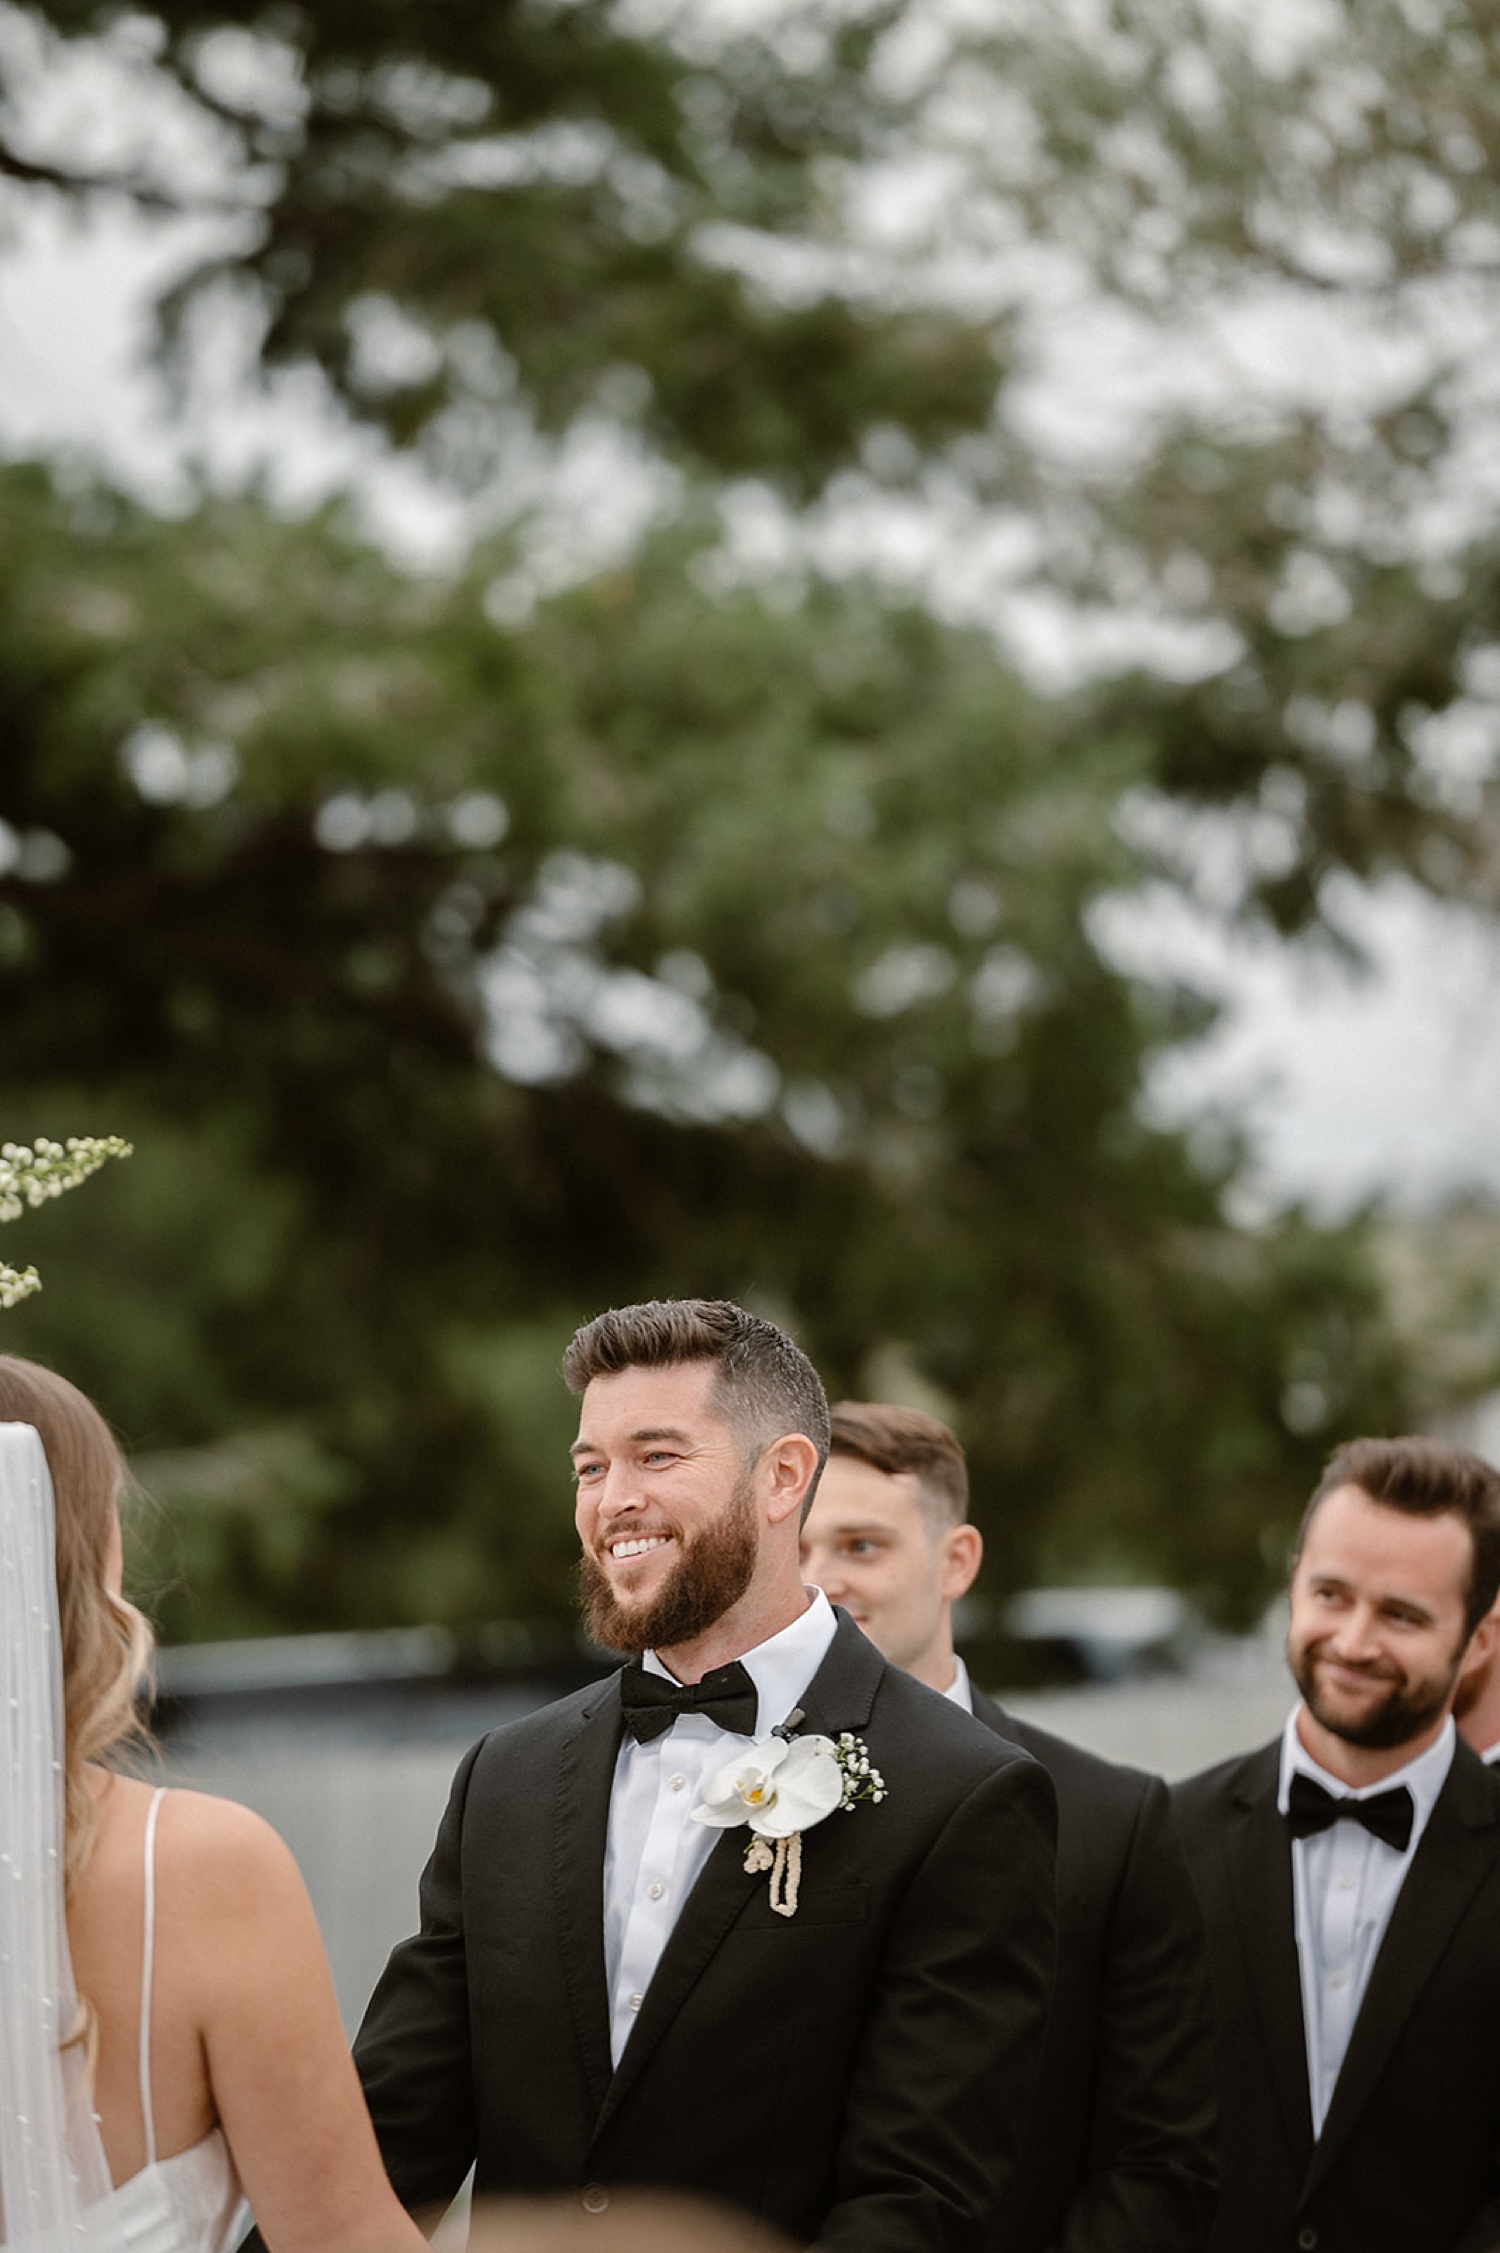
top-left (0, 138), bottom-right (246, 216)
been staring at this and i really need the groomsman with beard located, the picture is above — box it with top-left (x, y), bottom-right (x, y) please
top-left (800, 1402), bottom-right (1218, 2253)
top-left (354, 1301), bottom-right (1057, 2251)
top-left (1173, 1436), bottom-right (1500, 2253)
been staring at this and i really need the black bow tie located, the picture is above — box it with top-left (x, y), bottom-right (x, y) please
top-left (1285, 1771), bottom-right (1415, 1854)
top-left (619, 1658), bottom-right (760, 1744)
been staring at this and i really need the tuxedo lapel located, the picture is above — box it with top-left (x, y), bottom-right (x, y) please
top-left (592, 1818), bottom-right (761, 2140)
top-left (789, 1608), bottom-right (883, 1742)
top-left (552, 1674), bottom-right (625, 2119)
top-left (591, 1613), bottom-right (886, 2142)
top-left (1226, 1746), bottom-right (1314, 2178)
top-left (1304, 1745), bottom-right (1500, 2197)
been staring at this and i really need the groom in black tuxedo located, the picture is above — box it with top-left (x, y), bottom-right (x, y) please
top-left (801, 1401), bottom-right (1217, 2253)
top-left (1174, 1435), bottom-right (1500, 2253)
top-left (355, 1299), bottom-right (1057, 2250)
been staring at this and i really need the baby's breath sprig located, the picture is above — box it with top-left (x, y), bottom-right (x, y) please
top-left (834, 1731), bottom-right (887, 1810)
top-left (0, 1263), bottom-right (40, 1311)
top-left (0, 1136), bottom-right (133, 1310)
top-left (0, 1137), bottom-right (133, 1223)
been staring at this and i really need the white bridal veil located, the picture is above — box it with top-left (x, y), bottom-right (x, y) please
top-left (0, 1421), bottom-right (128, 2251)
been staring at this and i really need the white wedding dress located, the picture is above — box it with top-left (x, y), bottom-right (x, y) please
top-left (95, 1791), bottom-right (247, 2253)
top-left (0, 1425), bottom-right (247, 2253)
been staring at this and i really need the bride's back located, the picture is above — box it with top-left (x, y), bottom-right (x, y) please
top-left (0, 1354), bottom-right (426, 2253)
top-left (69, 1771), bottom-right (237, 2184)
top-left (0, 1353), bottom-right (209, 2185)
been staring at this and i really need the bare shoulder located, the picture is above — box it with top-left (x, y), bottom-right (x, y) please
top-left (152, 1785), bottom-right (308, 1918)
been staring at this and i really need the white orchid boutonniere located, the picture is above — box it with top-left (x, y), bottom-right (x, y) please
top-left (691, 1727), bottom-right (887, 1918)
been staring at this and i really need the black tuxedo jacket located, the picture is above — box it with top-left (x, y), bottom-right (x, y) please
top-left (970, 1691), bottom-right (1217, 2253)
top-left (354, 1614), bottom-right (1057, 2252)
top-left (1173, 1735), bottom-right (1500, 2253)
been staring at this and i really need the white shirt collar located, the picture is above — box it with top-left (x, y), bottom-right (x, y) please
top-left (1482, 1737), bottom-right (1500, 1766)
top-left (942, 1653), bottom-right (973, 1713)
top-left (643, 1586), bottom-right (839, 1739)
top-left (1277, 1704), bottom-right (1455, 1825)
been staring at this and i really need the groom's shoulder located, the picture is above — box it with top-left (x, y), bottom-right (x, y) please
top-left (1171, 1738), bottom-right (1280, 1837)
top-left (462, 1670), bottom-right (621, 1771)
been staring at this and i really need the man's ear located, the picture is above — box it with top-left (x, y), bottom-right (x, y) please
top-left (1458, 1596), bottom-right (1500, 1685)
top-left (762, 1434), bottom-right (821, 1527)
top-left (938, 1523), bottom-right (983, 1603)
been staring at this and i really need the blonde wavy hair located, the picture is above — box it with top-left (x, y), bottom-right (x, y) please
top-left (0, 1354), bottom-right (154, 1892)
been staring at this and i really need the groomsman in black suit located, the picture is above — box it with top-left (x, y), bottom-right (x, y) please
top-left (800, 1401), bottom-right (1217, 2253)
top-left (1174, 1436), bottom-right (1500, 2253)
top-left (355, 1300), bottom-right (1057, 2250)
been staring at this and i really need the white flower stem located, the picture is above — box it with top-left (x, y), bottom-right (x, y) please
top-left (769, 1832), bottom-right (802, 1918)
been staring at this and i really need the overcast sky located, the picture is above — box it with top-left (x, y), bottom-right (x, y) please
top-left (4, 191), bottom-right (1498, 1221)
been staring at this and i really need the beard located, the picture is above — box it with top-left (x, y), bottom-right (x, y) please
top-left (579, 1465), bottom-right (759, 1655)
top-left (1290, 1634), bottom-right (1463, 1751)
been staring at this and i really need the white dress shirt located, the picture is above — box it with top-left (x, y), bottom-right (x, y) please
top-left (602, 1588), bottom-right (838, 2063)
top-left (1482, 1737), bottom-right (1500, 1765)
top-left (1277, 1706), bottom-right (1454, 2136)
top-left (942, 1653), bottom-right (973, 1712)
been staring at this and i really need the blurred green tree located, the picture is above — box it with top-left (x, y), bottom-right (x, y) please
top-left (918, 0), bottom-right (1500, 929)
top-left (0, 464), bottom-right (1413, 1638)
top-left (7, 0), bottom-right (1498, 928)
top-left (6, 0), bottom-right (1496, 1644)
top-left (7, 0), bottom-right (1003, 493)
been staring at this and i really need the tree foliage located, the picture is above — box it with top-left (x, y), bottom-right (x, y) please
top-left (4, 0), bottom-right (1495, 1642)
top-left (926, 0), bottom-right (1500, 931)
top-left (7, 0), bottom-right (1001, 492)
top-left (9, 0), bottom-right (1500, 937)
top-left (0, 463), bottom-right (1412, 1637)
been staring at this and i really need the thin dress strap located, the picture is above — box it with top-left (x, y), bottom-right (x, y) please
top-left (138, 1786), bottom-right (167, 2169)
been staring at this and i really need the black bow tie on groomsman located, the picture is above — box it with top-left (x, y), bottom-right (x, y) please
top-left (619, 1658), bottom-right (760, 1744)
top-left (1284, 1770), bottom-right (1415, 1854)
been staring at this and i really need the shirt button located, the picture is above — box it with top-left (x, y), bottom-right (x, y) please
top-left (1296, 2228), bottom-right (1319, 2250)
top-left (629, 1993), bottom-right (643, 2012)
top-left (1329, 1971), bottom-right (1347, 1989)
top-left (647, 1881), bottom-right (664, 1900)
top-left (668, 1773), bottom-right (686, 1792)
top-left (581, 2185), bottom-right (610, 2214)
top-left (1336, 1875), bottom-right (1355, 1891)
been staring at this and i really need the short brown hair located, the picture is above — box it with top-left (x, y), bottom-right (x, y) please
top-left (829, 1401), bottom-right (969, 1534)
top-left (562, 1300), bottom-right (831, 1511)
top-left (1297, 1435), bottom-right (1500, 1636)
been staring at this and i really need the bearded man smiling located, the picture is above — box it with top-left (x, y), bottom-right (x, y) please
top-left (354, 1298), bottom-right (1056, 2252)
top-left (1175, 1436), bottom-right (1500, 2253)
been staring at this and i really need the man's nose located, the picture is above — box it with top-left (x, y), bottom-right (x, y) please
top-left (1329, 1605), bottom-right (1381, 1660)
top-left (596, 1466), bottom-right (647, 1517)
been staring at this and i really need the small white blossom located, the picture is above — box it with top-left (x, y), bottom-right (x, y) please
top-left (0, 1136), bottom-right (132, 1309)
top-left (831, 1733), bottom-right (885, 1810)
top-left (0, 1264), bottom-right (40, 1310)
